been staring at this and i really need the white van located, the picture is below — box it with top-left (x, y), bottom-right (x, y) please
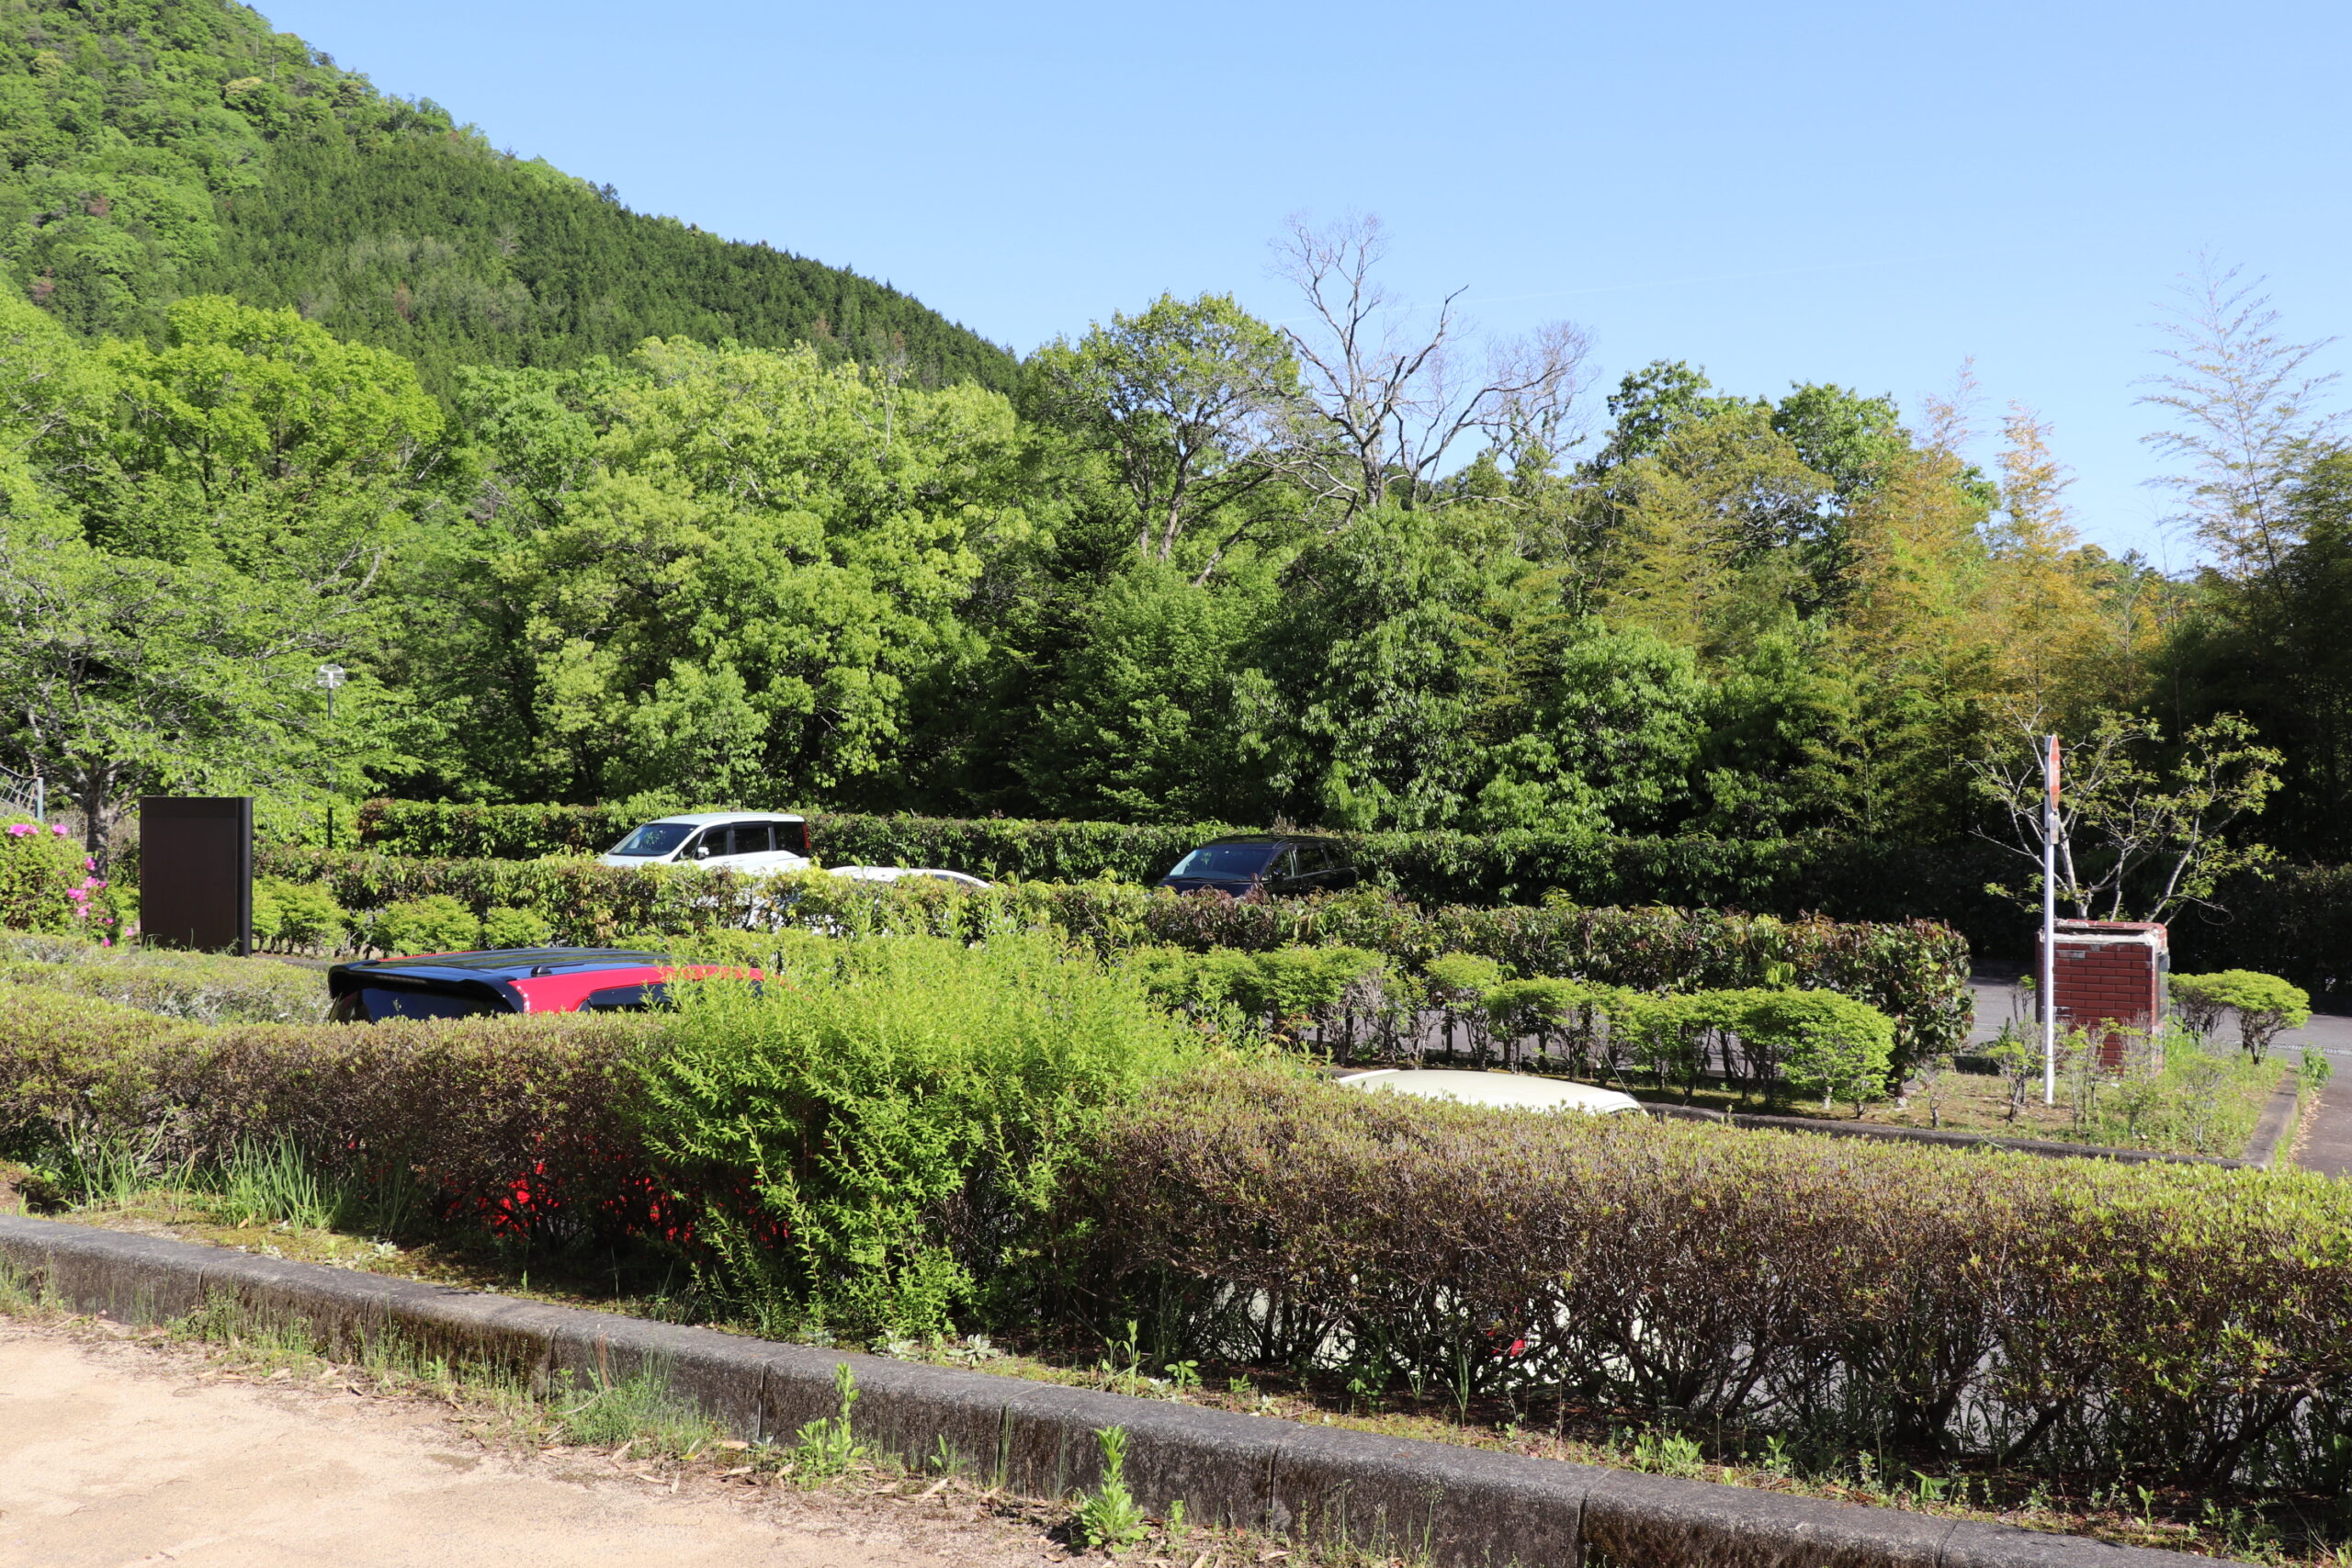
top-left (598, 812), bottom-right (812, 874)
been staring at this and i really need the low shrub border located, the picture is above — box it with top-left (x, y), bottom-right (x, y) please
top-left (0, 1216), bottom-right (2256, 1568)
top-left (242, 846), bottom-right (1974, 1067)
top-left (1093, 1067), bottom-right (2352, 1503)
top-left (335, 798), bottom-right (2352, 988)
top-left (346, 797), bottom-right (2022, 942)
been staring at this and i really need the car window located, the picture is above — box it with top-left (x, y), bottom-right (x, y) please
top-left (609, 821), bottom-right (694, 857)
top-left (1297, 840), bottom-right (1333, 873)
top-left (777, 820), bottom-right (811, 854)
top-left (359, 987), bottom-right (501, 1021)
top-left (1169, 842), bottom-right (1281, 878)
top-left (691, 827), bottom-right (732, 858)
top-left (583, 982), bottom-right (670, 1011)
top-left (1269, 846), bottom-right (1299, 878)
top-left (732, 822), bottom-right (772, 854)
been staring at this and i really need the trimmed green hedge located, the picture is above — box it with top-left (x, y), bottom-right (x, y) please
top-left (344, 799), bottom-right (2352, 990)
top-left (0, 986), bottom-right (662, 1243)
top-left (250, 846), bottom-right (1972, 1070)
top-left (347, 798), bottom-right (2018, 945)
top-left (1094, 1065), bottom-right (2352, 1488)
top-left (0, 933), bottom-right (325, 1024)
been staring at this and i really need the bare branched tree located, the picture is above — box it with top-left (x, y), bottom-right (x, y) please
top-left (1968, 704), bottom-right (2281, 923)
top-left (2139, 257), bottom-right (2342, 579)
top-left (1271, 213), bottom-right (1591, 523)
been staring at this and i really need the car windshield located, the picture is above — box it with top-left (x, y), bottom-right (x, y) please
top-left (608, 822), bottom-right (695, 857)
top-left (1168, 842), bottom-right (1280, 879)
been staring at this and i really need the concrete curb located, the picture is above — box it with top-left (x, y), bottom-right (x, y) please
top-left (0, 1215), bottom-right (2245, 1568)
top-left (1645, 1103), bottom-right (2267, 1169)
top-left (2241, 1077), bottom-right (2304, 1169)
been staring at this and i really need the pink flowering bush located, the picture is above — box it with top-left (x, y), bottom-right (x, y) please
top-left (0, 818), bottom-right (123, 939)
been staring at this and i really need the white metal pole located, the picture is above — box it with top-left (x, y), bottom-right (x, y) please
top-left (2041, 734), bottom-right (2059, 1107)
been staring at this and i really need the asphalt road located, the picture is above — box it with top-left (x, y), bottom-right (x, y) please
top-left (1964, 977), bottom-right (2352, 1061)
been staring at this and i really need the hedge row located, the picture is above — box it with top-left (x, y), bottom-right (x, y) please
top-left (347, 799), bottom-right (2021, 950)
top-left (252, 847), bottom-right (1973, 1068)
top-left (12, 976), bottom-right (2352, 1493)
top-left (1097, 1065), bottom-right (2352, 1487)
top-left (342, 799), bottom-right (2352, 989)
top-left (0, 987), bottom-right (663, 1240)
top-left (0, 931), bottom-right (325, 1025)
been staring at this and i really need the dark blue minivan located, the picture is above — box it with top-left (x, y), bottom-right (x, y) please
top-left (1155, 833), bottom-right (1360, 898)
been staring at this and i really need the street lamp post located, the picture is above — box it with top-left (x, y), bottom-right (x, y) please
top-left (316, 664), bottom-right (346, 852)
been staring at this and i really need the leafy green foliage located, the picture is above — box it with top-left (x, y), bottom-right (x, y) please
top-left (400, 340), bottom-right (1020, 806)
top-left (0, 817), bottom-right (114, 934)
top-left (479, 905), bottom-right (554, 949)
top-left (786, 1364), bottom-right (867, 1481)
top-left (1095, 1064), bottom-right (2352, 1487)
top-left (1742, 987), bottom-right (1896, 1112)
top-left (0, 291), bottom-right (428, 846)
top-left (368, 894), bottom-right (481, 955)
top-left (0, 983), bottom-right (662, 1244)
top-left (556, 1367), bottom-right (723, 1458)
top-left (1073, 1426), bottom-right (1149, 1551)
top-left (0, 931), bottom-right (324, 1023)
top-left (252, 876), bottom-right (346, 950)
top-left (348, 798), bottom-right (2021, 946)
top-left (241, 847), bottom-right (1976, 1064)
top-left (630, 934), bottom-right (1203, 1336)
top-left (2170, 970), bottom-right (2312, 1058)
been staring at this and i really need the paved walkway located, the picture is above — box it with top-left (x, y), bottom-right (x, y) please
top-left (0, 1323), bottom-right (1046, 1568)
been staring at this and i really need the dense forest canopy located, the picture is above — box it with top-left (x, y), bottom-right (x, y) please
top-left (0, 0), bottom-right (1014, 391)
top-left (0, 0), bottom-right (2343, 913)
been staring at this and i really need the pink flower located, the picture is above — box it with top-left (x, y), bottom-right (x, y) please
top-left (5, 824), bottom-right (30, 838)
top-left (49, 823), bottom-right (66, 836)
top-left (85, 857), bottom-right (96, 871)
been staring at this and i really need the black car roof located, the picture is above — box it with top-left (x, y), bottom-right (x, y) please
top-left (330, 948), bottom-right (670, 985)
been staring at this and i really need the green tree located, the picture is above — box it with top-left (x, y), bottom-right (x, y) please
top-left (1024, 293), bottom-right (1302, 569)
top-left (1972, 708), bottom-right (2283, 922)
top-left (417, 339), bottom-right (1023, 805)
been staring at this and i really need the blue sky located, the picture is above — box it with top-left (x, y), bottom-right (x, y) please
top-left (257, 0), bottom-right (2349, 562)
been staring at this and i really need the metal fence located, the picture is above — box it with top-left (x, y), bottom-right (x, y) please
top-left (0, 766), bottom-right (40, 822)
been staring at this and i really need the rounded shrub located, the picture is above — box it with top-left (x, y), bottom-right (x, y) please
top-left (253, 877), bottom-right (346, 949)
top-left (2172, 970), bottom-right (2312, 1058)
top-left (370, 895), bottom-right (481, 955)
top-left (481, 905), bottom-right (556, 948)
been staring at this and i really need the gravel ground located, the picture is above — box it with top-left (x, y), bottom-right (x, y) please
top-left (0, 1319), bottom-right (1068, 1568)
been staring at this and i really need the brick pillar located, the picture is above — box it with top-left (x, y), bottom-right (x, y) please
top-left (2035, 919), bottom-right (2168, 1066)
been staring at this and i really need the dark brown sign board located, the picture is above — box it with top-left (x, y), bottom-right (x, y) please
top-left (139, 796), bottom-right (252, 955)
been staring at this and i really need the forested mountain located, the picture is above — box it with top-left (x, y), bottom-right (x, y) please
top-left (0, 0), bottom-right (1013, 391)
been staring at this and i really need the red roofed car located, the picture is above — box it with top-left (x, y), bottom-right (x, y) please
top-left (327, 947), bottom-right (760, 1023)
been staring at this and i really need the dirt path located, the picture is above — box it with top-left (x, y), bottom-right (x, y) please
top-left (0, 1322), bottom-right (1055, 1568)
